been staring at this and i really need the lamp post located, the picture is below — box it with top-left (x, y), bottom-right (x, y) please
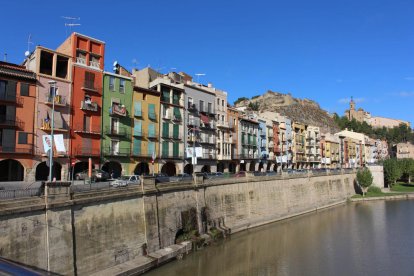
top-left (48, 80), bottom-right (57, 182)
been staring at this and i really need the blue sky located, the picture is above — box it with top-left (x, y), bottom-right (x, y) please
top-left (2, 0), bottom-right (414, 126)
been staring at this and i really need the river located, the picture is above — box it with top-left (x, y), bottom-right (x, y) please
top-left (146, 200), bottom-right (414, 276)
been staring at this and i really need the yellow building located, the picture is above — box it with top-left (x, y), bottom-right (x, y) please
top-left (321, 133), bottom-right (340, 168)
top-left (130, 85), bottom-right (160, 175)
top-left (292, 121), bottom-right (306, 169)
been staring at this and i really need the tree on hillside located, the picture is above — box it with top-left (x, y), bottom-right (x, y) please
top-left (234, 97), bottom-right (249, 105)
top-left (400, 159), bottom-right (414, 183)
top-left (383, 159), bottom-right (402, 187)
top-left (357, 168), bottom-right (373, 196)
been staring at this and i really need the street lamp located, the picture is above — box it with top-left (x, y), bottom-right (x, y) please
top-left (48, 80), bottom-right (57, 182)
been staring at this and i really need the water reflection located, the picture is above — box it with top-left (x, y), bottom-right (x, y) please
top-left (147, 201), bottom-right (414, 276)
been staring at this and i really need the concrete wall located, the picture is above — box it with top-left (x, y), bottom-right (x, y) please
top-left (367, 165), bottom-right (385, 188)
top-left (0, 173), bottom-right (355, 275)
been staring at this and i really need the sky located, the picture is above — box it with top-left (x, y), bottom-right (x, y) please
top-left (1, 0), bottom-right (414, 126)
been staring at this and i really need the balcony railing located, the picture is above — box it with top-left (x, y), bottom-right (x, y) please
top-left (105, 126), bottom-right (127, 137)
top-left (109, 104), bottom-right (127, 117)
top-left (0, 94), bottom-right (24, 105)
top-left (76, 57), bottom-right (86, 65)
top-left (216, 121), bottom-right (229, 128)
top-left (40, 119), bottom-right (68, 132)
top-left (81, 81), bottom-right (100, 93)
top-left (131, 151), bottom-right (153, 158)
top-left (81, 100), bottom-right (99, 112)
top-left (103, 146), bottom-right (130, 157)
top-left (201, 153), bottom-right (217, 159)
top-left (90, 60), bottom-right (100, 68)
top-left (187, 103), bottom-right (198, 112)
top-left (238, 153), bottom-right (260, 159)
top-left (161, 151), bottom-right (183, 159)
top-left (0, 146), bottom-right (33, 154)
top-left (0, 116), bottom-right (24, 129)
top-left (45, 94), bottom-right (66, 106)
top-left (187, 118), bottom-right (201, 127)
top-left (74, 146), bottom-right (100, 157)
top-left (74, 126), bottom-right (101, 135)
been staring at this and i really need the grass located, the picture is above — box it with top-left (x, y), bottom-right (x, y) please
top-left (352, 187), bottom-right (403, 198)
top-left (390, 182), bottom-right (414, 193)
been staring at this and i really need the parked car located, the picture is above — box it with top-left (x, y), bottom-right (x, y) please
top-left (202, 172), bottom-right (224, 179)
top-left (235, 171), bottom-right (247, 177)
top-left (265, 171), bottom-right (278, 176)
top-left (154, 173), bottom-right (170, 183)
top-left (169, 173), bottom-right (193, 182)
top-left (253, 171), bottom-right (266, 176)
top-left (110, 175), bottom-right (140, 187)
top-left (75, 169), bottom-right (110, 181)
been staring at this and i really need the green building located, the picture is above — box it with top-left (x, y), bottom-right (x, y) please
top-left (101, 69), bottom-right (133, 177)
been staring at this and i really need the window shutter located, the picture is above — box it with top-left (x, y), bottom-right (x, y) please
top-left (148, 123), bottom-right (155, 138)
top-left (134, 120), bottom-right (142, 136)
top-left (148, 141), bottom-right (155, 155)
top-left (162, 141), bottom-right (169, 156)
top-left (6, 80), bottom-right (16, 99)
top-left (134, 101), bottom-right (142, 117)
top-left (20, 83), bottom-right (29, 96)
top-left (173, 142), bottom-right (179, 157)
top-left (162, 122), bottom-right (169, 137)
top-left (133, 138), bottom-right (141, 155)
top-left (173, 124), bottom-right (179, 139)
top-left (148, 104), bottom-right (156, 120)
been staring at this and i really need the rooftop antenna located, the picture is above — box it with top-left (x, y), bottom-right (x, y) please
top-left (25, 34), bottom-right (33, 57)
top-left (195, 73), bottom-right (206, 83)
top-left (62, 16), bottom-right (81, 36)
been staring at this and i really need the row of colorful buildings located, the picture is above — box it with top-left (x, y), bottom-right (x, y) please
top-left (0, 32), bottom-right (390, 182)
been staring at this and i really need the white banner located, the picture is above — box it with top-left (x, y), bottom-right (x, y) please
top-left (54, 134), bottom-right (66, 153)
top-left (195, 147), bottom-right (203, 157)
top-left (42, 135), bottom-right (52, 153)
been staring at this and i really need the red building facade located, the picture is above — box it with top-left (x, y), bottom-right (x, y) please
top-left (57, 33), bottom-right (105, 176)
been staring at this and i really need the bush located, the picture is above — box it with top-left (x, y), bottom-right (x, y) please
top-left (367, 186), bottom-right (381, 193)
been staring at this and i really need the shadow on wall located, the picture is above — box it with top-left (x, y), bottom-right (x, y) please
top-left (353, 179), bottom-right (363, 195)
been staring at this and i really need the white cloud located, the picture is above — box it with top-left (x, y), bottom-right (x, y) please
top-left (338, 97), bottom-right (365, 104)
top-left (397, 91), bottom-right (414, 97)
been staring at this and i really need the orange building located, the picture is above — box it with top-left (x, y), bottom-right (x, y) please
top-left (56, 33), bottom-right (105, 176)
top-left (0, 61), bottom-right (37, 182)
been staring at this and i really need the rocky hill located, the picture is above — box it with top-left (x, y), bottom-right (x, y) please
top-left (234, 91), bottom-right (339, 134)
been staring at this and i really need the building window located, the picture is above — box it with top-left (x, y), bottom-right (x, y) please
top-left (199, 100), bottom-right (204, 112)
top-left (109, 76), bottom-right (115, 91)
top-left (188, 97), bottom-right (193, 109)
top-left (18, 132), bottom-right (28, 144)
top-left (0, 81), bottom-right (6, 99)
top-left (208, 102), bottom-right (212, 113)
top-left (39, 50), bottom-right (53, 75)
top-left (56, 55), bottom-right (69, 79)
top-left (217, 98), bottom-right (220, 106)
top-left (222, 99), bottom-right (224, 107)
top-left (119, 79), bottom-right (125, 93)
top-left (20, 83), bottom-right (29, 96)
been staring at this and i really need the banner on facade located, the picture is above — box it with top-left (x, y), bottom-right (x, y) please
top-left (54, 134), bottom-right (66, 153)
top-left (42, 135), bottom-right (52, 153)
top-left (186, 147), bottom-right (203, 158)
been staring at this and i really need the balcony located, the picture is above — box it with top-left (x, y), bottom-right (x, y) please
top-left (76, 57), bottom-right (86, 65)
top-left (161, 150), bottom-right (183, 159)
top-left (0, 94), bottom-right (24, 106)
top-left (109, 104), bottom-right (127, 117)
top-left (187, 103), bottom-right (198, 112)
top-left (162, 132), bottom-right (182, 140)
top-left (45, 94), bottom-right (66, 107)
top-left (173, 115), bottom-right (182, 122)
top-left (187, 118), bottom-right (200, 127)
top-left (105, 126), bottom-right (127, 137)
top-left (0, 116), bottom-right (24, 129)
top-left (90, 60), bottom-right (100, 69)
top-left (200, 122), bottom-right (216, 130)
top-left (81, 81), bottom-right (100, 94)
top-left (74, 126), bottom-right (101, 136)
top-left (81, 100), bottom-right (99, 112)
top-left (103, 146), bottom-right (130, 157)
top-left (201, 153), bottom-right (217, 160)
top-left (0, 146), bottom-right (33, 155)
top-left (74, 146), bottom-right (100, 157)
top-left (131, 150), bottom-right (153, 158)
top-left (40, 120), bottom-right (68, 133)
top-left (239, 153), bottom-right (260, 159)
top-left (217, 121), bottom-right (229, 128)
top-left (200, 137), bottom-right (216, 145)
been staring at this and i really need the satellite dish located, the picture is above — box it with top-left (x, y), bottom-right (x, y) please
top-left (113, 61), bottom-right (118, 67)
top-left (24, 51), bottom-right (30, 57)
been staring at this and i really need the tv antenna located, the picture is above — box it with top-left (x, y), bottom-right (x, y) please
top-left (25, 34), bottom-right (33, 57)
top-left (62, 16), bottom-right (81, 35)
top-left (195, 73), bottom-right (206, 83)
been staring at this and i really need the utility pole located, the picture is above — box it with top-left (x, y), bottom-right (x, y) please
top-left (48, 81), bottom-right (57, 182)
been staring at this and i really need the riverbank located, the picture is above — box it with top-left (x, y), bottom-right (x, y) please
top-left (350, 193), bottom-right (414, 202)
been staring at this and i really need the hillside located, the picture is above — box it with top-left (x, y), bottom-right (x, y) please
top-left (234, 91), bottom-right (340, 133)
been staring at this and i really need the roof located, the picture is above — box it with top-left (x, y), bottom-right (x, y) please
top-left (0, 61), bottom-right (36, 81)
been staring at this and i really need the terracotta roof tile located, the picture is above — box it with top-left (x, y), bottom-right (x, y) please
top-left (0, 61), bottom-right (36, 81)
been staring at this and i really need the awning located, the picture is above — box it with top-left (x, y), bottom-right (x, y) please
top-left (200, 114), bottom-right (209, 124)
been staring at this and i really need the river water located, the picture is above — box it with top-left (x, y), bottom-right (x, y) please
top-left (146, 200), bottom-right (414, 276)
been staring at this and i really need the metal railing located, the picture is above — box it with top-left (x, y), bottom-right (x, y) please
top-left (0, 116), bottom-right (25, 129)
top-left (45, 94), bottom-right (66, 106)
top-left (102, 146), bottom-right (130, 157)
top-left (105, 126), bottom-right (127, 136)
top-left (74, 146), bottom-right (101, 156)
top-left (0, 187), bottom-right (42, 199)
top-left (0, 146), bottom-right (33, 154)
top-left (81, 100), bottom-right (99, 112)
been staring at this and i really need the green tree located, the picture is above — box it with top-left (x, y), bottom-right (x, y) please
top-left (399, 158), bottom-right (414, 183)
top-left (234, 97), bottom-right (249, 105)
top-left (383, 158), bottom-right (402, 187)
top-left (357, 168), bottom-right (373, 196)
